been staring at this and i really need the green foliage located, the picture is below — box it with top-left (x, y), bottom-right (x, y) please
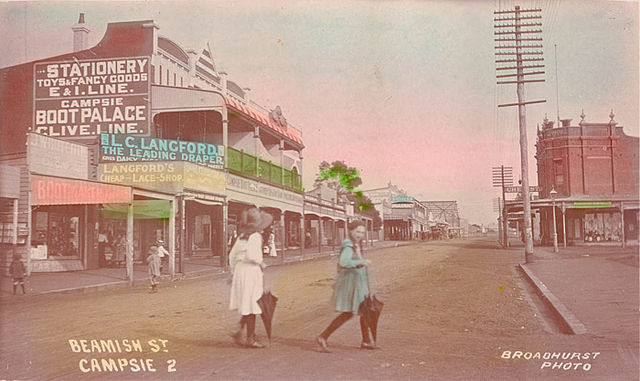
top-left (316, 160), bottom-right (362, 194)
top-left (315, 160), bottom-right (381, 229)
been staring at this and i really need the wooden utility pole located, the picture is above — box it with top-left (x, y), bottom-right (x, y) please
top-left (493, 165), bottom-right (513, 247)
top-left (494, 5), bottom-right (546, 263)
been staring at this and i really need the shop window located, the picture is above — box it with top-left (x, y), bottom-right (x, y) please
top-left (193, 214), bottom-right (211, 250)
top-left (31, 208), bottom-right (81, 259)
top-left (584, 212), bottom-right (621, 242)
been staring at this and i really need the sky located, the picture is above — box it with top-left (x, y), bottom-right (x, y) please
top-left (1, 0), bottom-right (638, 225)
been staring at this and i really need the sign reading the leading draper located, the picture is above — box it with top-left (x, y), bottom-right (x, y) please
top-left (99, 133), bottom-right (225, 169)
top-left (33, 57), bottom-right (151, 138)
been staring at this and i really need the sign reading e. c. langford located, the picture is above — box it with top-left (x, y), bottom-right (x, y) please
top-left (33, 57), bottom-right (151, 138)
top-left (31, 174), bottom-right (132, 205)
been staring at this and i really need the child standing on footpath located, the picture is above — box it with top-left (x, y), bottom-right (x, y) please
top-left (10, 253), bottom-right (26, 295)
top-left (146, 246), bottom-right (161, 293)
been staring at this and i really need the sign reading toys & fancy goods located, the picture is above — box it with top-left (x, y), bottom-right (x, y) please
top-left (99, 133), bottom-right (225, 169)
top-left (33, 57), bottom-right (151, 138)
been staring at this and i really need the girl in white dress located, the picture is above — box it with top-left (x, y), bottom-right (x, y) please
top-left (229, 208), bottom-right (273, 348)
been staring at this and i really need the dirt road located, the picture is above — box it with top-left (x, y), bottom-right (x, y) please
top-left (0, 237), bottom-right (633, 380)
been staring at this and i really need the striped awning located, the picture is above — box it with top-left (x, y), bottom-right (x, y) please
top-left (225, 98), bottom-right (303, 145)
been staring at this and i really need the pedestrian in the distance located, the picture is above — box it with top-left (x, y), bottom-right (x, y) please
top-left (9, 253), bottom-right (26, 295)
top-left (146, 246), bottom-right (161, 293)
top-left (98, 232), bottom-right (108, 267)
top-left (229, 208), bottom-right (273, 348)
top-left (305, 231), bottom-right (312, 248)
top-left (267, 230), bottom-right (277, 257)
top-left (156, 239), bottom-right (170, 273)
top-left (316, 220), bottom-right (373, 352)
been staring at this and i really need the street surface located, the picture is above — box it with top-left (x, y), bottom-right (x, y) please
top-left (1, 237), bottom-right (636, 380)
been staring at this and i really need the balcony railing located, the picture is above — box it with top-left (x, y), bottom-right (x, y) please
top-left (226, 147), bottom-right (303, 192)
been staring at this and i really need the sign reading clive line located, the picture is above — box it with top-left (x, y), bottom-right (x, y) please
top-left (100, 133), bottom-right (225, 168)
top-left (33, 57), bottom-right (151, 138)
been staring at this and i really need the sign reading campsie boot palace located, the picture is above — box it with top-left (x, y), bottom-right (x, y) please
top-left (33, 57), bottom-right (151, 138)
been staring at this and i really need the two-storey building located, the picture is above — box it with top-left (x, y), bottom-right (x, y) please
top-left (534, 113), bottom-right (639, 246)
top-left (0, 15), bottom-right (305, 275)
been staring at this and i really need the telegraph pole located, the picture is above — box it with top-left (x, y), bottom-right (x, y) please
top-left (494, 5), bottom-right (546, 263)
top-left (492, 165), bottom-right (513, 247)
top-left (493, 197), bottom-right (502, 244)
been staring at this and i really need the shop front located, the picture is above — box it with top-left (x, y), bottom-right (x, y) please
top-left (29, 174), bottom-right (133, 272)
top-left (99, 199), bottom-right (173, 267)
top-left (303, 194), bottom-right (348, 251)
top-left (556, 202), bottom-right (638, 246)
top-left (226, 173), bottom-right (303, 257)
top-left (98, 160), bottom-right (226, 270)
top-left (526, 198), bottom-right (639, 248)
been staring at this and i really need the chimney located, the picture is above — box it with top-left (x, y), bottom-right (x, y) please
top-left (72, 13), bottom-right (90, 52)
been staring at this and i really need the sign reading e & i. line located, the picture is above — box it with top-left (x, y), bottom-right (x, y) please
top-left (33, 57), bottom-right (151, 138)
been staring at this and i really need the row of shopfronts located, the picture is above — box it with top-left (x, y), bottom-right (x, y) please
top-left (0, 133), bottom-right (374, 276)
top-left (0, 17), bottom-right (373, 277)
top-left (363, 185), bottom-right (463, 241)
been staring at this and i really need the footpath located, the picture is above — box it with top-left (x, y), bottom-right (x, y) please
top-left (0, 240), bottom-right (406, 298)
top-left (510, 240), bottom-right (638, 343)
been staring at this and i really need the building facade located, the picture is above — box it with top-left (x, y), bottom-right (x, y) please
top-left (0, 16), bottom-right (307, 275)
top-left (534, 114), bottom-right (639, 246)
top-left (363, 182), bottom-right (406, 240)
top-left (384, 195), bottom-right (430, 240)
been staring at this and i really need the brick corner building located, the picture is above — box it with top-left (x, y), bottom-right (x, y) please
top-left (534, 113), bottom-right (639, 247)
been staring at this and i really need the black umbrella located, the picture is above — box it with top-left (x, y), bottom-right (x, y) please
top-left (257, 291), bottom-right (278, 344)
top-left (358, 294), bottom-right (384, 342)
top-left (359, 268), bottom-right (383, 343)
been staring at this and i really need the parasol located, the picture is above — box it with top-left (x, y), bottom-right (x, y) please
top-left (257, 291), bottom-right (278, 344)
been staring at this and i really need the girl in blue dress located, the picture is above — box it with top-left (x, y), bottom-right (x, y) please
top-left (316, 220), bottom-right (374, 352)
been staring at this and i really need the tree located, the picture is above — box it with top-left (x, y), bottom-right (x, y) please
top-left (315, 160), bottom-right (382, 230)
top-left (314, 160), bottom-right (362, 197)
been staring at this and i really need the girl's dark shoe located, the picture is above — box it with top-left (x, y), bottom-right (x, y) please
top-left (360, 341), bottom-right (376, 350)
top-left (316, 336), bottom-right (330, 352)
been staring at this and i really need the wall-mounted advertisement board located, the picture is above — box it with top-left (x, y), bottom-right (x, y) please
top-left (33, 57), bottom-right (151, 138)
top-left (99, 133), bottom-right (224, 169)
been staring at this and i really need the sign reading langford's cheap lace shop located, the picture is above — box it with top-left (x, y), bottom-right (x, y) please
top-left (33, 57), bottom-right (151, 138)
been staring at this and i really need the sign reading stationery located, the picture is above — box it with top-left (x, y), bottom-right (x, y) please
top-left (100, 133), bottom-right (225, 169)
top-left (33, 57), bottom-right (151, 138)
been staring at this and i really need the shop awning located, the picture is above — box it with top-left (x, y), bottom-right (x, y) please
top-left (102, 200), bottom-right (172, 219)
top-left (31, 174), bottom-right (132, 205)
top-left (185, 198), bottom-right (224, 206)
